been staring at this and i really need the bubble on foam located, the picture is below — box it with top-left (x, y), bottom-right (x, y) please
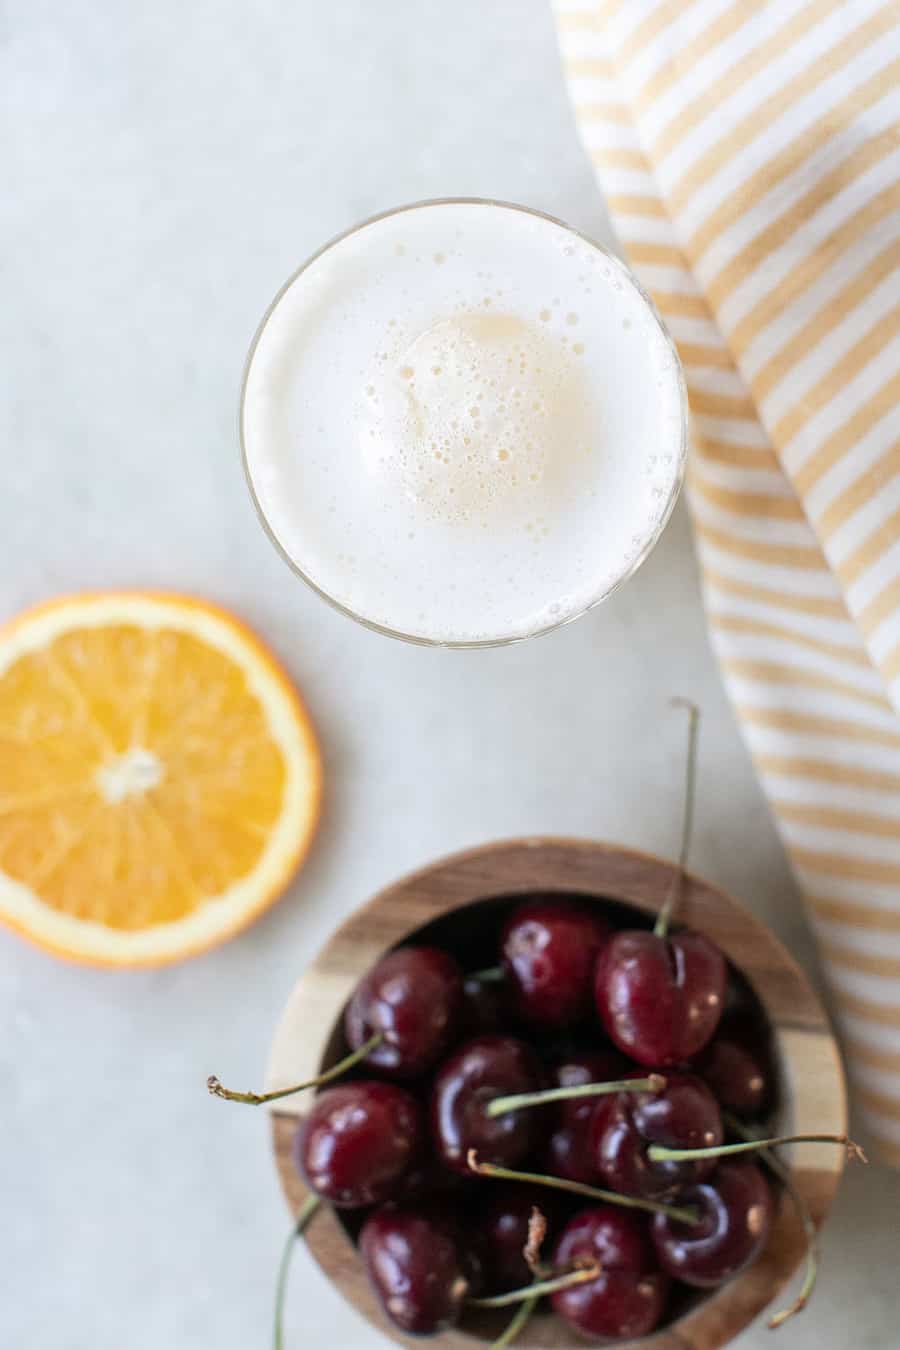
top-left (356, 310), bottom-right (605, 532)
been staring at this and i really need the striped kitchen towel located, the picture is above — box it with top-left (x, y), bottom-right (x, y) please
top-left (552, 0), bottom-right (900, 1163)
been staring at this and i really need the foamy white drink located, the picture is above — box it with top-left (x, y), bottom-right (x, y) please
top-left (242, 201), bottom-right (686, 645)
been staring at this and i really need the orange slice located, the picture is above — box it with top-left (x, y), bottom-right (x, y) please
top-left (0, 592), bottom-right (321, 966)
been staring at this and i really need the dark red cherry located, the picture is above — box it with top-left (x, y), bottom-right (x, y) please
top-left (692, 1012), bottom-right (774, 1119)
top-left (345, 945), bottom-right (463, 1077)
top-left (502, 897), bottom-right (611, 1028)
top-left (545, 1051), bottom-right (626, 1184)
top-left (296, 1081), bottom-right (422, 1207)
top-left (593, 1071), bottom-right (723, 1200)
top-left (395, 1152), bottom-right (473, 1203)
top-left (651, 1160), bottom-right (773, 1287)
top-left (460, 972), bottom-right (510, 1037)
top-left (476, 1185), bottom-right (565, 1292)
top-left (360, 1205), bottom-right (471, 1334)
top-left (594, 929), bottom-right (726, 1066)
top-left (431, 1035), bottom-right (544, 1175)
top-left (551, 1207), bottom-right (668, 1341)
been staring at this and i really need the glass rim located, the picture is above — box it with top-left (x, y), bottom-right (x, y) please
top-left (239, 196), bottom-right (689, 649)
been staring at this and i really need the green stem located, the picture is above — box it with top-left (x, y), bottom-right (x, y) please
top-left (207, 1032), bottom-right (383, 1106)
top-left (654, 697), bottom-right (700, 940)
top-left (467, 1150), bottom-right (698, 1226)
top-left (486, 1074), bottom-right (666, 1118)
top-left (490, 1296), bottom-right (537, 1348)
top-left (470, 965), bottom-right (505, 983)
top-left (469, 1265), bottom-right (601, 1308)
top-left (273, 1196), bottom-right (321, 1350)
top-left (723, 1116), bottom-right (820, 1331)
top-left (768, 1246), bottom-right (818, 1330)
top-left (646, 1131), bottom-right (866, 1165)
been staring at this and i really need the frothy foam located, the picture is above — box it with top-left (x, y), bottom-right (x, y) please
top-left (242, 202), bottom-right (685, 643)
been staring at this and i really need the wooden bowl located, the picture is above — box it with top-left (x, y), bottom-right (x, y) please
top-left (267, 838), bottom-right (847, 1349)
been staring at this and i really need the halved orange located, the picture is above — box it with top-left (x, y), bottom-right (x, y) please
top-left (0, 592), bottom-right (321, 966)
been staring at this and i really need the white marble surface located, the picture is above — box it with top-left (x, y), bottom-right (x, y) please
top-left (2, 2), bottom-right (898, 1346)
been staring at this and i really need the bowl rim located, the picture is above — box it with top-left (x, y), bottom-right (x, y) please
top-left (268, 836), bottom-right (847, 1349)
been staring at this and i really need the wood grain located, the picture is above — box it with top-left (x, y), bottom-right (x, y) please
top-left (267, 837), bottom-right (847, 1349)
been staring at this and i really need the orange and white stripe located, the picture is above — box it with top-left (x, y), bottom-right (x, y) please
top-left (554, 0), bottom-right (900, 1165)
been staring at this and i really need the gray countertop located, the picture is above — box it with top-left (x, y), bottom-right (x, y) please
top-left (2, 2), bottom-right (898, 1346)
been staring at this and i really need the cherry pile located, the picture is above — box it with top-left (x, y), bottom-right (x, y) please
top-left (209, 712), bottom-right (863, 1344)
top-left (302, 907), bottom-right (775, 1342)
top-left (211, 888), bottom-right (862, 1346)
top-left (209, 708), bottom-right (864, 1344)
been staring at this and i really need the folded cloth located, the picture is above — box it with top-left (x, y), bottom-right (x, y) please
top-left (553, 0), bottom-right (900, 1164)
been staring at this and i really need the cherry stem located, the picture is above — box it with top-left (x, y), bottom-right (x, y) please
top-left (768, 1238), bottom-right (818, 1330)
top-left (523, 1206), bottom-right (549, 1276)
top-left (273, 1196), bottom-right (321, 1350)
top-left (469, 1264), bottom-right (601, 1308)
top-left (486, 1074), bottom-right (666, 1118)
top-left (470, 965), bottom-right (505, 983)
top-left (647, 1131), bottom-right (867, 1165)
top-left (488, 1212), bottom-right (547, 1348)
top-left (207, 1032), bottom-right (384, 1106)
top-left (467, 1150), bottom-right (699, 1226)
top-left (654, 697), bottom-right (700, 940)
top-left (490, 1295), bottom-right (538, 1348)
top-left (722, 1117), bottom-right (819, 1332)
